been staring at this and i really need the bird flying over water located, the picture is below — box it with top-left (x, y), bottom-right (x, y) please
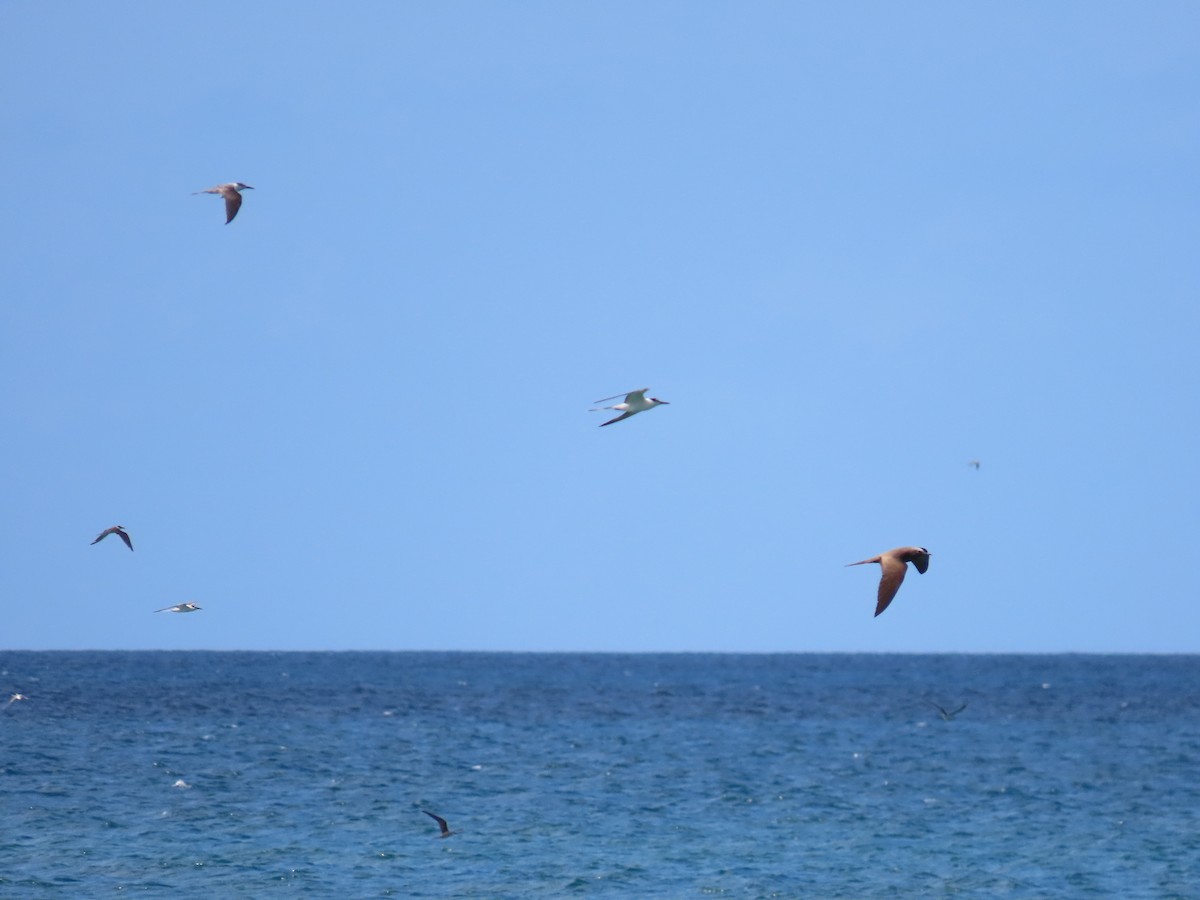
top-left (845, 546), bottom-right (931, 617)
top-left (5, 693), bottom-right (28, 709)
top-left (927, 700), bottom-right (967, 720)
top-left (92, 525), bottom-right (133, 551)
top-left (155, 603), bottom-right (202, 613)
top-left (193, 182), bottom-right (254, 223)
top-left (590, 388), bottom-right (670, 427)
top-left (422, 809), bottom-right (456, 838)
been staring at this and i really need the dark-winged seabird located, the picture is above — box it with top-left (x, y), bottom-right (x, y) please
top-left (845, 546), bottom-right (931, 617)
top-left (422, 810), bottom-right (456, 838)
top-left (590, 388), bottom-right (670, 427)
top-left (927, 701), bottom-right (967, 720)
top-left (193, 182), bottom-right (254, 224)
top-left (92, 525), bottom-right (133, 551)
top-left (155, 603), bottom-right (202, 613)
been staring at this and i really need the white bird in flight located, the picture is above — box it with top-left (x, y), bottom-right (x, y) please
top-left (155, 603), bottom-right (202, 614)
top-left (590, 388), bottom-right (670, 427)
top-left (193, 182), bottom-right (254, 224)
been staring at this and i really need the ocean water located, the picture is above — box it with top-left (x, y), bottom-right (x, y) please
top-left (1, 653), bottom-right (1197, 898)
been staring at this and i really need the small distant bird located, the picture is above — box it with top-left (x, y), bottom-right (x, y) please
top-left (92, 525), bottom-right (133, 551)
top-left (845, 546), bottom-right (931, 617)
top-left (193, 182), bottom-right (254, 224)
top-left (155, 603), bottom-right (202, 613)
top-left (590, 388), bottom-right (670, 427)
top-left (5, 693), bottom-right (29, 708)
top-left (968, 460), bottom-right (981, 470)
top-left (422, 809), bottom-right (456, 838)
top-left (927, 700), bottom-right (967, 720)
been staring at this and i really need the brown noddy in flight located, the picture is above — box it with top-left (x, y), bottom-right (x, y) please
top-left (193, 182), bottom-right (254, 224)
top-left (92, 525), bottom-right (133, 551)
top-left (845, 546), bottom-right (931, 617)
top-left (590, 388), bottom-right (670, 427)
top-left (422, 810), bottom-right (457, 838)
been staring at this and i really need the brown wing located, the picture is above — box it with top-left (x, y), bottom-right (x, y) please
top-left (91, 527), bottom-right (114, 545)
top-left (874, 556), bottom-right (909, 616)
top-left (910, 551), bottom-right (929, 575)
top-left (117, 529), bottom-right (133, 551)
top-left (224, 192), bottom-right (243, 224)
top-left (423, 810), bottom-right (450, 835)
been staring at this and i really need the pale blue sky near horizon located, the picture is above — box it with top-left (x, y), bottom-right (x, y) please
top-left (2, 2), bottom-right (1197, 652)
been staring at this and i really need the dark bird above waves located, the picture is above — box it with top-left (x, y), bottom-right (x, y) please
top-left (422, 809), bottom-right (456, 838)
top-left (92, 525), bottom-right (133, 551)
top-left (845, 546), bottom-right (930, 616)
top-left (927, 700), bottom-right (967, 720)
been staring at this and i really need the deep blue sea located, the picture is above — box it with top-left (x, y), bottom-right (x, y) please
top-left (1, 653), bottom-right (1198, 898)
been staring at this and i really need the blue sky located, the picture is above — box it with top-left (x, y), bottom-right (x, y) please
top-left (2, 2), bottom-right (1197, 652)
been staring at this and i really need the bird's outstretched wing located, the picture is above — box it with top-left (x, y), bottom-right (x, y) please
top-left (422, 809), bottom-right (451, 836)
top-left (874, 556), bottom-right (909, 616)
top-left (600, 410), bottom-right (637, 427)
top-left (224, 192), bottom-right (243, 224)
top-left (593, 388), bottom-right (647, 405)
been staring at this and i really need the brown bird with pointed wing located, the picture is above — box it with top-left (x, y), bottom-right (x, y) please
top-left (193, 182), bottom-right (254, 224)
top-left (91, 525), bottom-right (133, 551)
top-left (846, 546), bottom-right (930, 616)
top-left (422, 809), bottom-right (457, 838)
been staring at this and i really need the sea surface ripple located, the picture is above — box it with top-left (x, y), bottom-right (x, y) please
top-left (1, 652), bottom-right (1197, 897)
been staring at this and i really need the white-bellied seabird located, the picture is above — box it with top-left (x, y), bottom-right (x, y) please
top-left (590, 388), bottom-right (670, 427)
top-left (155, 603), bottom-right (202, 613)
top-left (193, 182), bottom-right (254, 224)
top-left (422, 810), bottom-right (456, 838)
top-left (845, 546), bottom-right (931, 617)
top-left (92, 525), bottom-right (133, 551)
